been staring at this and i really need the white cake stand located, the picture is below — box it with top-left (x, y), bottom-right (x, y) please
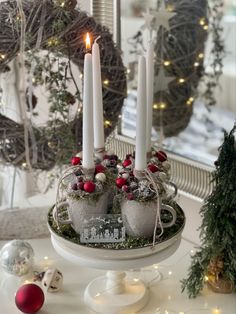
top-left (49, 225), bottom-right (183, 314)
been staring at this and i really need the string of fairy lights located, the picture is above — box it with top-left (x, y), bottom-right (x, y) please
top-left (122, 0), bottom-right (224, 139)
top-left (22, 250), bottom-right (222, 314)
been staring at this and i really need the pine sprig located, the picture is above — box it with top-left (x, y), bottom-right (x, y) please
top-left (182, 123), bottom-right (236, 298)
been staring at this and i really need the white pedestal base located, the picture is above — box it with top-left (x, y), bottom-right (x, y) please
top-left (84, 273), bottom-right (149, 314)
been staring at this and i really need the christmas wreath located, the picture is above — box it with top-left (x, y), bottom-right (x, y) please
top-left (0, 0), bottom-right (126, 170)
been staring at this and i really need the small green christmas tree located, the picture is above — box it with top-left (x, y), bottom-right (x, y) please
top-left (182, 124), bottom-right (236, 298)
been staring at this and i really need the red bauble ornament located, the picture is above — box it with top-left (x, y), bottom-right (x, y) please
top-left (15, 284), bottom-right (44, 314)
top-left (148, 164), bottom-right (159, 173)
top-left (116, 177), bottom-right (127, 188)
top-left (155, 150), bottom-right (167, 162)
top-left (95, 164), bottom-right (106, 174)
top-left (84, 181), bottom-right (96, 193)
top-left (71, 156), bottom-right (81, 166)
top-left (122, 159), bottom-right (132, 168)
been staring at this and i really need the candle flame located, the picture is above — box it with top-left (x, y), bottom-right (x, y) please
top-left (85, 33), bottom-right (91, 50)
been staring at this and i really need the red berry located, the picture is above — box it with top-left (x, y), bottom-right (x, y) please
top-left (95, 164), bottom-right (106, 174)
top-left (122, 159), bottom-right (132, 168)
top-left (77, 182), bottom-right (84, 190)
top-left (127, 193), bottom-right (134, 200)
top-left (71, 156), bottom-right (81, 166)
top-left (116, 177), bottom-right (127, 188)
top-left (71, 183), bottom-right (78, 191)
top-left (77, 176), bottom-right (83, 182)
top-left (148, 164), bottom-right (159, 173)
top-left (155, 150), bottom-right (167, 162)
top-left (84, 181), bottom-right (96, 193)
top-left (122, 185), bottom-right (129, 192)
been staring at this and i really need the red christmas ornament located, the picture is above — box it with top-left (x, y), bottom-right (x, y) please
top-left (148, 164), bottom-right (159, 173)
top-left (84, 181), bottom-right (96, 193)
top-left (155, 150), bottom-right (167, 162)
top-left (71, 156), bottom-right (81, 166)
top-left (15, 284), bottom-right (44, 314)
top-left (95, 164), bottom-right (106, 174)
top-left (122, 159), bottom-right (132, 168)
top-left (116, 177), bottom-right (127, 188)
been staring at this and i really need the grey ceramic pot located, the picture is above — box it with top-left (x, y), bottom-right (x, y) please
top-left (54, 192), bottom-right (109, 234)
top-left (121, 199), bottom-right (177, 238)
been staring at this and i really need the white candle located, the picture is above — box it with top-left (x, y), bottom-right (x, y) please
top-left (146, 41), bottom-right (154, 153)
top-left (92, 38), bottom-right (105, 151)
top-left (135, 56), bottom-right (147, 171)
top-left (82, 52), bottom-right (94, 169)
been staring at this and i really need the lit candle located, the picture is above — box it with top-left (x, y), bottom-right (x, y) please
top-left (82, 33), bottom-right (94, 170)
top-left (146, 41), bottom-right (154, 153)
top-left (92, 37), bottom-right (105, 155)
top-left (135, 56), bottom-right (147, 171)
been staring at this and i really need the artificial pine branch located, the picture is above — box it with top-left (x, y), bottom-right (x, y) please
top-left (181, 123), bottom-right (236, 298)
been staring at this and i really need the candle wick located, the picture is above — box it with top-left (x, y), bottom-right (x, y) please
top-left (95, 36), bottom-right (101, 43)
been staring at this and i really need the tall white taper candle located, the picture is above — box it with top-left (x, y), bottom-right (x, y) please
top-left (92, 38), bottom-right (105, 152)
top-left (146, 41), bottom-right (154, 153)
top-left (135, 56), bottom-right (147, 171)
top-left (82, 53), bottom-right (94, 169)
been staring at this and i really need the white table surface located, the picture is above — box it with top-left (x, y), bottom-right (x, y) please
top-left (0, 237), bottom-right (235, 314)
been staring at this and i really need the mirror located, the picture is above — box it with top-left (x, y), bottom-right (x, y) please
top-left (119, 0), bottom-right (236, 167)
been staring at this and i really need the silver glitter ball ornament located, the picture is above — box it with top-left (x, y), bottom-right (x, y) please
top-left (0, 240), bottom-right (34, 276)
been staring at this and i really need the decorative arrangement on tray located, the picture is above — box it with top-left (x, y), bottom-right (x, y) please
top-left (50, 31), bottom-right (185, 251)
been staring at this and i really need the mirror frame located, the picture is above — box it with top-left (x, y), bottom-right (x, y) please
top-left (92, 0), bottom-right (214, 199)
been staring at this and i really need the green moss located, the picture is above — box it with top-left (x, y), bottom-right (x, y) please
top-left (48, 200), bottom-right (185, 250)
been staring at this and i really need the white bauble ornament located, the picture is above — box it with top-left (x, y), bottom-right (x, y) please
top-left (162, 161), bottom-right (171, 170)
top-left (159, 172), bottom-right (167, 181)
top-left (95, 173), bottom-right (106, 182)
top-left (122, 173), bottom-right (129, 180)
top-left (0, 240), bottom-right (34, 276)
top-left (76, 151), bottom-right (83, 157)
top-left (42, 268), bottom-right (63, 293)
top-left (116, 163), bottom-right (123, 170)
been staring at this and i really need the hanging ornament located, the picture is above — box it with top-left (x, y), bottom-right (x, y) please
top-left (0, 240), bottom-right (34, 276)
top-left (154, 66), bottom-right (175, 93)
top-left (153, 0), bottom-right (176, 30)
top-left (142, 9), bottom-right (154, 34)
top-left (41, 268), bottom-right (63, 293)
top-left (15, 283), bottom-right (44, 314)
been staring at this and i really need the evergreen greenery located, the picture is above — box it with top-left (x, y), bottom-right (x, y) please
top-left (181, 124), bottom-right (236, 298)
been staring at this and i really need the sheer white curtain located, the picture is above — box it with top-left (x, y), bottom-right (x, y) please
top-left (0, 59), bottom-right (40, 209)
